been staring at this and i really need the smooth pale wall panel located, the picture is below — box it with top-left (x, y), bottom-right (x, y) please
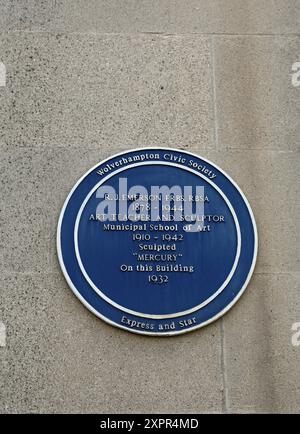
top-left (1, 1), bottom-right (300, 34)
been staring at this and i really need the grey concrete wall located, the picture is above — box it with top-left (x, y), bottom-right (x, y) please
top-left (0, 1), bottom-right (299, 413)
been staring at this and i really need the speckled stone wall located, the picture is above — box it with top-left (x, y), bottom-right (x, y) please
top-left (0, 1), bottom-right (299, 413)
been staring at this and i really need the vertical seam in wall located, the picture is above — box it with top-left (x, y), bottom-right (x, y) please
top-left (220, 318), bottom-right (229, 413)
top-left (210, 34), bottom-right (228, 412)
top-left (210, 35), bottom-right (219, 150)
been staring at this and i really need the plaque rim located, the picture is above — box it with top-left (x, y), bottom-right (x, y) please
top-left (57, 147), bottom-right (258, 336)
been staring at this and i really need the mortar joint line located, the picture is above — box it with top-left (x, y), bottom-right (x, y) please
top-left (210, 35), bottom-right (219, 151)
top-left (220, 317), bottom-right (229, 413)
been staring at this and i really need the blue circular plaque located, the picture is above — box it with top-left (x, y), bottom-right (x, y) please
top-left (57, 148), bottom-right (257, 336)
